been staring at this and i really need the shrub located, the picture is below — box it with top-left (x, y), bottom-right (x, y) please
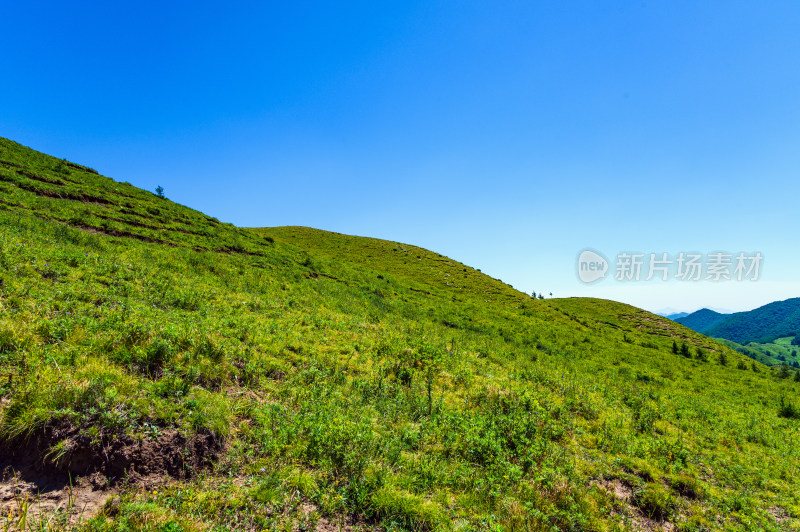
top-left (196, 336), bottom-right (225, 362)
top-left (778, 397), bottom-right (800, 419)
top-left (670, 473), bottom-right (704, 500)
top-left (634, 482), bottom-right (675, 520)
top-left (680, 343), bottom-right (691, 358)
top-left (0, 322), bottom-right (20, 354)
top-left (54, 160), bottom-right (70, 175)
top-left (370, 486), bottom-right (444, 529)
top-left (145, 338), bottom-right (175, 373)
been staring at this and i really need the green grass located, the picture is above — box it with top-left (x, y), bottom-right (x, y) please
top-left (1, 136), bottom-right (799, 530)
top-left (717, 336), bottom-right (800, 367)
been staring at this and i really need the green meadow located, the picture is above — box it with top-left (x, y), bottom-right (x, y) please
top-left (1, 136), bottom-right (799, 531)
top-left (716, 336), bottom-right (800, 368)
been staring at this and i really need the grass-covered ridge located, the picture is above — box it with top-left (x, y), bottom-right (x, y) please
top-left (256, 226), bottom-right (529, 307)
top-left (1, 136), bottom-right (799, 531)
top-left (677, 298), bottom-right (800, 345)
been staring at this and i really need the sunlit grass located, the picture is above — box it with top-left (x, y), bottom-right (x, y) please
top-left (0, 136), bottom-right (799, 530)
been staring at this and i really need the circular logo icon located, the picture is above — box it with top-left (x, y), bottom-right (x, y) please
top-left (577, 249), bottom-right (608, 283)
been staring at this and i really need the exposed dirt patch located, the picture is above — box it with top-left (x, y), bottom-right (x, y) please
top-left (0, 463), bottom-right (109, 529)
top-left (93, 213), bottom-right (207, 237)
top-left (15, 170), bottom-right (66, 186)
top-left (11, 180), bottom-right (116, 205)
top-left (299, 502), bottom-right (378, 531)
top-left (89, 211), bottom-right (163, 231)
top-left (63, 161), bottom-right (98, 174)
top-left (767, 506), bottom-right (791, 526)
top-left (1, 421), bottom-right (222, 484)
top-left (119, 208), bottom-right (155, 219)
top-left (597, 320), bottom-right (623, 330)
top-left (0, 421), bottom-right (222, 527)
top-left (72, 223), bottom-right (174, 246)
top-left (596, 479), bottom-right (675, 532)
top-left (599, 478), bottom-right (633, 501)
top-left (409, 287), bottom-right (433, 295)
top-left (215, 245), bottom-right (266, 257)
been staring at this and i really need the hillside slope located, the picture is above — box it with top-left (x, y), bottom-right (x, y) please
top-left (678, 298), bottom-right (800, 344)
top-left (1, 137), bottom-right (799, 531)
top-left (675, 309), bottom-right (732, 334)
top-left (255, 226), bottom-right (529, 307)
top-left (705, 298), bottom-right (800, 343)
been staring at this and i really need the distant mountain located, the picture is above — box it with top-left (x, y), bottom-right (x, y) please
top-left (663, 312), bottom-right (689, 320)
top-left (676, 308), bottom-right (732, 333)
top-left (677, 298), bottom-right (800, 344)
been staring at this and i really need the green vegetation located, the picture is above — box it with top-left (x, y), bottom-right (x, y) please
top-left (677, 299), bottom-right (800, 344)
top-left (1, 136), bottom-right (799, 530)
top-left (717, 336), bottom-right (800, 368)
top-left (675, 309), bottom-right (731, 335)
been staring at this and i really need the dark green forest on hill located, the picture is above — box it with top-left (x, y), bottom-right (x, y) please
top-left (677, 299), bottom-right (800, 345)
top-left (674, 310), bottom-right (731, 337)
top-left (677, 300), bottom-right (800, 369)
top-left (1, 136), bottom-right (799, 531)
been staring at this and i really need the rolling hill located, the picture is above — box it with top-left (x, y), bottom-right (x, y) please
top-left (1, 136), bottom-right (799, 531)
top-left (662, 312), bottom-right (689, 321)
top-left (674, 309), bottom-right (732, 334)
top-left (677, 298), bottom-right (800, 344)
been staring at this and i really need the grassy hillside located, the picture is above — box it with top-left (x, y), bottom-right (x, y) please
top-left (1, 136), bottom-right (800, 531)
top-left (717, 336), bottom-right (800, 368)
top-left (255, 226), bottom-right (530, 307)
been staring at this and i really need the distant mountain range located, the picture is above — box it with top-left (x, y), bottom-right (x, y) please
top-left (676, 297), bottom-right (800, 344)
top-left (662, 312), bottom-right (689, 320)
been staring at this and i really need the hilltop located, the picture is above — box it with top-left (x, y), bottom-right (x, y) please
top-left (0, 136), bottom-right (799, 531)
top-left (675, 309), bottom-right (732, 336)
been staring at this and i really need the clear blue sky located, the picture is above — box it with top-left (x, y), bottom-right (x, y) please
top-left (3, 1), bottom-right (799, 313)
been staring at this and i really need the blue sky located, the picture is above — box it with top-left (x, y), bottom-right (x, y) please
top-left (3, 1), bottom-right (799, 313)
